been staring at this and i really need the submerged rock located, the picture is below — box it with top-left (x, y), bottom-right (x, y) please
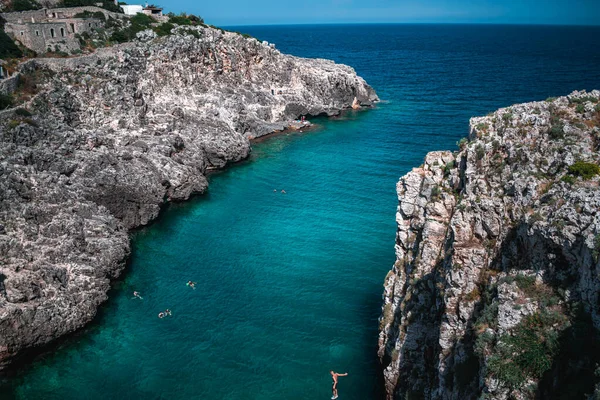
top-left (0, 25), bottom-right (378, 371)
top-left (379, 91), bottom-right (600, 399)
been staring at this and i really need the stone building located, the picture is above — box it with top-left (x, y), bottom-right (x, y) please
top-left (142, 5), bottom-right (167, 21)
top-left (0, 6), bottom-right (124, 54)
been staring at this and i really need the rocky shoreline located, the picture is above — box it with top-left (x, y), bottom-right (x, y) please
top-left (378, 91), bottom-right (600, 399)
top-left (0, 25), bottom-right (378, 371)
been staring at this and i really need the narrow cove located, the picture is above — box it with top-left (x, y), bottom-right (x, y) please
top-left (3, 23), bottom-right (600, 399)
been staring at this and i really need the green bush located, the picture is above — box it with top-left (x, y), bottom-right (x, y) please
top-left (110, 13), bottom-right (154, 43)
top-left (0, 93), bottom-right (14, 110)
top-left (110, 29), bottom-right (129, 43)
top-left (14, 108), bottom-right (31, 117)
top-left (487, 311), bottom-right (567, 388)
top-left (74, 11), bottom-right (106, 20)
top-left (570, 96), bottom-right (598, 104)
top-left (548, 115), bottom-right (564, 140)
top-left (153, 22), bottom-right (175, 37)
top-left (0, 29), bottom-right (23, 59)
top-left (457, 137), bottom-right (468, 149)
top-left (180, 28), bottom-right (201, 39)
top-left (9, 0), bottom-right (41, 11)
top-left (61, 0), bottom-right (121, 12)
top-left (130, 13), bottom-right (155, 26)
top-left (576, 104), bottom-right (586, 114)
top-left (561, 175), bottom-right (576, 185)
top-left (475, 144), bottom-right (485, 160)
top-left (568, 161), bottom-right (600, 180)
top-left (169, 15), bottom-right (192, 25)
top-left (546, 97), bottom-right (557, 102)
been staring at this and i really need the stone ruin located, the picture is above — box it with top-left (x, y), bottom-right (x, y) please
top-left (0, 6), bottom-right (125, 54)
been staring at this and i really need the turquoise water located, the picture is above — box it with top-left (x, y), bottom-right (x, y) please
top-left (3, 24), bottom-right (600, 399)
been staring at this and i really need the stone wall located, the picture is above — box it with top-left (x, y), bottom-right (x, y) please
top-left (0, 73), bottom-right (19, 94)
top-left (0, 6), bottom-right (123, 23)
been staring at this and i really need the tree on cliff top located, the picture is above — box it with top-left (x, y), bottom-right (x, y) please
top-left (6, 0), bottom-right (43, 12)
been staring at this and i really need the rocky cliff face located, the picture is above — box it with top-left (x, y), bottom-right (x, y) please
top-left (378, 91), bottom-right (600, 399)
top-left (0, 25), bottom-right (378, 370)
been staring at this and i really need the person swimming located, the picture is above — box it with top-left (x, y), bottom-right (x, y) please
top-left (186, 281), bottom-right (196, 289)
top-left (133, 291), bottom-right (143, 299)
top-left (158, 312), bottom-right (165, 318)
top-left (281, 189), bottom-right (286, 194)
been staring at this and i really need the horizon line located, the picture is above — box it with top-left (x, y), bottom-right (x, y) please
top-left (220, 21), bottom-right (600, 28)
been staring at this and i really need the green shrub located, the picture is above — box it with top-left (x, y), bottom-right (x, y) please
top-left (546, 97), bottom-right (557, 102)
top-left (561, 175), bottom-right (576, 185)
top-left (179, 28), bottom-right (201, 39)
top-left (61, 0), bottom-right (121, 12)
top-left (8, 119), bottom-right (20, 129)
top-left (169, 15), bottom-right (192, 25)
top-left (475, 144), bottom-right (485, 160)
top-left (9, 0), bottom-right (41, 11)
top-left (110, 29), bottom-right (129, 43)
top-left (568, 161), bottom-right (600, 180)
top-left (487, 311), bottom-right (567, 388)
top-left (570, 96), bottom-right (598, 104)
top-left (130, 13), bottom-right (155, 26)
top-left (14, 108), bottom-right (31, 117)
top-left (431, 185), bottom-right (441, 200)
top-left (153, 22), bottom-right (175, 37)
top-left (0, 29), bottom-right (23, 59)
top-left (548, 115), bottom-right (565, 139)
top-left (576, 104), bottom-right (586, 114)
top-left (502, 112), bottom-right (513, 123)
top-left (457, 137), bottom-right (468, 149)
top-left (110, 13), bottom-right (154, 43)
top-left (443, 160), bottom-right (456, 176)
top-left (0, 93), bottom-right (14, 110)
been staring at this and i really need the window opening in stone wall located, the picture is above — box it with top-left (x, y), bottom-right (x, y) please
top-left (70, 23), bottom-right (75, 33)
top-left (60, 28), bottom-right (65, 37)
top-left (50, 28), bottom-right (55, 38)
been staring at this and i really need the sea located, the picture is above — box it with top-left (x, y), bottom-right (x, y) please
top-left (2, 24), bottom-right (600, 400)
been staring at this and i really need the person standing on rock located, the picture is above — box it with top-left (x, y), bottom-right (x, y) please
top-left (330, 370), bottom-right (348, 399)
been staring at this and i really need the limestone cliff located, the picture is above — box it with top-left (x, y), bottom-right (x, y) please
top-left (379, 91), bottom-right (600, 399)
top-left (0, 25), bottom-right (378, 370)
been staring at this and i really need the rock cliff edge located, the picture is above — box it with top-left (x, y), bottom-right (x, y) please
top-left (379, 91), bottom-right (600, 399)
top-left (0, 25), bottom-right (378, 370)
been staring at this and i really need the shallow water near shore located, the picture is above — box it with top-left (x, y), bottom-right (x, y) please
top-left (3, 24), bottom-right (600, 399)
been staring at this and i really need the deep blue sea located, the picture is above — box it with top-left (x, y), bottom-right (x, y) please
top-left (2, 24), bottom-right (600, 400)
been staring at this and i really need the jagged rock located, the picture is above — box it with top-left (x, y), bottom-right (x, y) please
top-left (0, 25), bottom-right (378, 371)
top-left (379, 91), bottom-right (600, 399)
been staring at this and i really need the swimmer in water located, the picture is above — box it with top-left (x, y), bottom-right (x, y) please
top-left (281, 189), bottom-right (286, 194)
top-left (133, 291), bottom-right (143, 299)
top-left (166, 309), bottom-right (172, 316)
top-left (158, 312), bottom-right (165, 318)
top-left (186, 281), bottom-right (196, 289)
